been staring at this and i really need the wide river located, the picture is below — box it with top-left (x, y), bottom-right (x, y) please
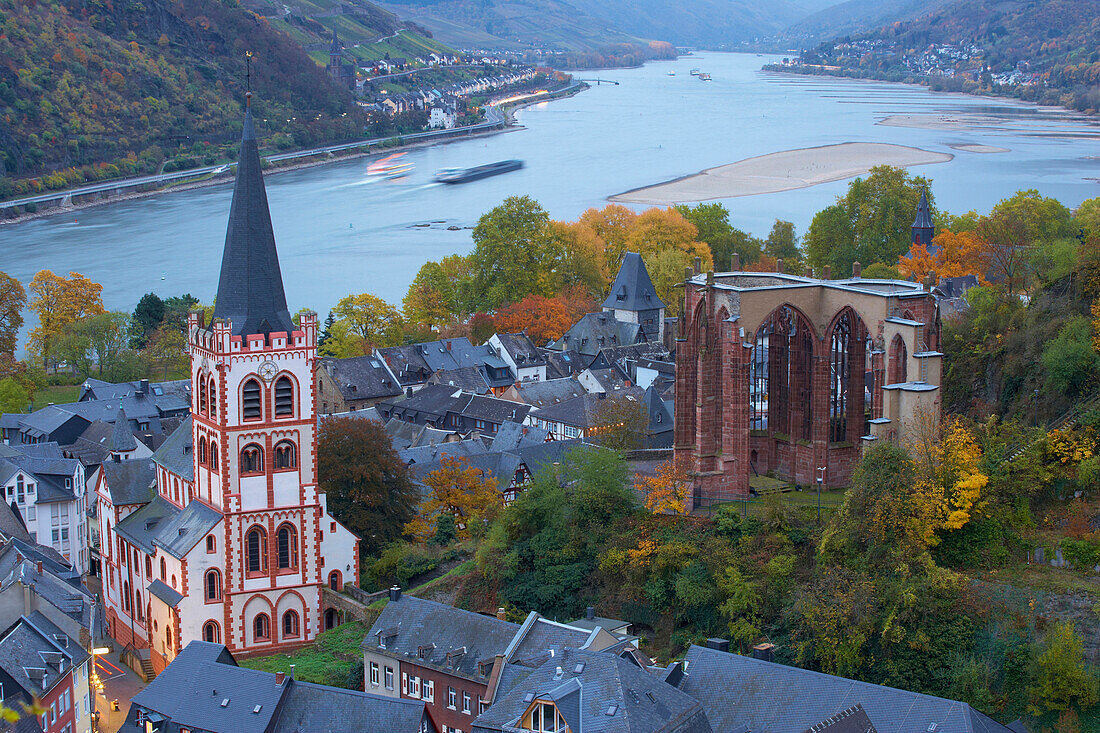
top-left (2, 52), bottom-right (1098, 345)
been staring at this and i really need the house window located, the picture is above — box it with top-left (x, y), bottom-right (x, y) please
top-left (402, 673), bottom-right (408, 695)
top-left (203, 621), bottom-right (221, 643)
top-left (242, 379), bottom-right (263, 420)
top-left (385, 666), bottom-right (394, 690)
top-left (276, 524), bottom-right (298, 570)
top-left (205, 569), bottom-right (221, 601)
top-left (274, 377), bottom-right (294, 417)
top-left (254, 613), bottom-right (271, 641)
top-left (423, 679), bottom-right (434, 703)
top-left (160, 557), bottom-right (166, 580)
top-left (522, 702), bottom-right (564, 733)
top-left (448, 687), bottom-right (456, 710)
top-left (246, 526), bottom-right (267, 574)
top-left (462, 691), bottom-right (471, 714)
top-left (15, 476), bottom-right (23, 503)
top-left (274, 441), bottom-right (297, 469)
top-left (240, 444), bottom-right (264, 474)
top-left (282, 610), bottom-right (300, 639)
top-left (370, 662), bottom-right (380, 687)
top-left (206, 535), bottom-right (216, 553)
top-left (411, 676), bottom-right (421, 698)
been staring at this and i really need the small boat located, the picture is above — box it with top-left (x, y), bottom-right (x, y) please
top-left (667, 70), bottom-right (676, 76)
top-left (434, 160), bottom-right (524, 184)
top-left (689, 68), bottom-right (700, 76)
top-left (698, 72), bottom-right (712, 81)
top-left (367, 152), bottom-right (413, 179)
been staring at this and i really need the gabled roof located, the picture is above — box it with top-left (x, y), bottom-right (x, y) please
top-left (429, 366), bottom-right (493, 395)
top-left (101, 458), bottom-right (157, 507)
top-left (603, 252), bottom-right (666, 311)
top-left (0, 555), bottom-right (94, 628)
top-left (320, 355), bottom-right (402, 402)
top-left (473, 647), bottom-right (712, 733)
top-left (541, 348), bottom-right (587, 379)
top-left (146, 579), bottom-right (183, 608)
top-left (679, 645), bottom-right (1014, 733)
top-left (274, 678), bottom-right (426, 733)
top-left (211, 105), bottom-right (296, 337)
top-left (508, 379), bottom-right (586, 409)
top-left (112, 495), bottom-right (220, 559)
top-left (151, 416), bottom-right (194, 481)
top-left (113, 496), bottom-right (179, 555)
top-left (532, 389), bottom-right (644, 430)
top-left (490, 422), bottom-right (549, 451)
top-left (362, 595), bottom-right (520, 682)
top-left (550, 313), bottom-right (644, 357)
top-left (492, 333), bottom-right (548, 367)
top-left (0, 615), bottom-right (87, 698)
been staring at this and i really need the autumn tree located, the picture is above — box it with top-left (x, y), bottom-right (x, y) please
top-left (0, 273), bottom-right (26, 357)
top-left (494, 294), bottom-right (575, 345)
top-left (898, 229), bottom-right (987, 282)
top-left (1028, 621), bottom-right (1099, 713)
top-left (577, 204), bottom-right (638, 273)
top-left (405, 455), bottom-right (503, 542)
top-left (332, 292), bottom-right (404, 349)
top-left (403, 261), bottom-right (456, 330)
top-left (469, 196), bottom-right (555, 309)
top-left (637, 456), bottom-right (692, 515)
top-left (28, 270), bottom-right (105, 369)
top-left (591, 394), bottom-right (649, 452)
top-left (545, 220), bottom-right (609, 297)
top-left (317, 416), bottom-right (418, 556)
top-left (676, 203), bottom-right (762, 268)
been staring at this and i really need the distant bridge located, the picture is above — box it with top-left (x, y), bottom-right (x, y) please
top-left (577, 78), bottom-right (620, 85)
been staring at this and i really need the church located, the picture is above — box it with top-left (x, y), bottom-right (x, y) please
top-left (96, 96), bottom-right (359, 674)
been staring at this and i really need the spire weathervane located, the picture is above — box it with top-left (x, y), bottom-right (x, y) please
top-left (245, 50), bottom-right (254, 107)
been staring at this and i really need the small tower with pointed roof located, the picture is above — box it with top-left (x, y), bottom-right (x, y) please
top-left (911, 188), bottom-right (934, 248)
top-left (602, 253), bottom-right (666, 342)
top-left (109, 407), bottom-right (138, 459)
top-left (326, 29), bottom-right (356, 90)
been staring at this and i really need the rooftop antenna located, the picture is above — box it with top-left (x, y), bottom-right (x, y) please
top-left (245, 50), bottom-right (254, 107)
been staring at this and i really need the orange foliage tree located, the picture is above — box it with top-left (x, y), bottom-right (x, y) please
top-left (404, 456), bottom-right (503, 542)
top-left (898, 230), bottom-right (988, 283)
top-left (637, 456), bottom-right (693, 515)
top-left (494, 294), bottom-right (575, 345)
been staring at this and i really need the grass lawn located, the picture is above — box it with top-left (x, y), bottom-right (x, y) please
top-left (31, 384), bottom-right (80, 409)
top-left (239, 620), bottom-right (368, 688)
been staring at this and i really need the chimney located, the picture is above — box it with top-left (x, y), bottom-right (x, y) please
top-left (730, 253), bottom-right (740, 271)
top-left (706, 270), bottom-right (714, 287)
top-left (389, 586), bottom-right (402, 602)
top-left (289, 664), bottom-right (295, 680)
top-left (751, 643), bottom-right (775, 662)
top-left (36, 561), bottom-right (42, 573)
top-left (924, 272), bottom-right (935, 291)
top-left (804, 267), bottom-right (813, 278)
top-left (776, 258), bottom-right (784, 274)
top-left (275, 672), bottom-right (286, 685)
top-left (684, 266), bottom-right (692, 283)
top-left (692, 257), bottom-right (701, 275)
top-left (496, 607), bottom-right (506, 620)
top-left (137, 379), bottom-right (149, 396)
top-left (445, 341), bottom-right (451, 351)
top-left (705, 638), bottom-right (730, 653)
top-left (852, 261), bottom-right (862, 278)
top-left (823, 265), bottom-right (831, 280)
top-left (585, 606), bottom-right (595, 621)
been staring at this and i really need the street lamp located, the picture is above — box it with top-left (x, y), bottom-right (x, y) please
top-left (90, 646), bottom-right (110, 731)
top-left (816, 467), bottom-right (826, 524)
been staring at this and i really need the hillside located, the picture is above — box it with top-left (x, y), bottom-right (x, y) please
top-left (782, 0), bottom-right (957, 43)
top-left (240, 0), bottom-right (452, 64)
top-left (783, 0), bottom-right (1100, 113)
top-left (0, 0), bottom-right (375, 192)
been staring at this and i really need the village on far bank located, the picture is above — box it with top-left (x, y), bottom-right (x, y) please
top-left (0, 84), bottom-right (1099, 733)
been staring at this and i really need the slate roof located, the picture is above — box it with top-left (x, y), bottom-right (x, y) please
top-left (319, 355), bottom-right (402, 402)
top-left (0, 539), bottom-right (74, 582)
top-left (362, 595), bottom-right (521, 682)
top-left (66, 421), bottom-right (115, 466)
top-left (514, 440), bottom-right (583, 476)
top-left (603, 252), bottom-right (666, 311)
top-left (449, 396), bottom-right (530, 428)
top-left (0, 449), bottom-right (82, 505)
top-left (912, 188), bottom-right (934, 231)
top-left (542, 348), bottom-right (587, 378)
top-left (400, 440), bottom-right (489, 466)
top-left (429, 366), bottom-right (493, 395)
top-left (492, 333), bottom-right (547, 368)
top-left (550, 313), bottom-right (644, 357)
top-left (378, 338), bottom-right (478, 386)
top-left (490, 422), bottom-right (549, 451)
top-left (590, 342), bottom-right (672, 377)
top-left (0, 503), bottom-right (31, 544)
top-left (211, 106), bottom-right (296, 337)
top-left (644, 386), bottom-right (674, 435)
top-left (0, 555), bottom-right (94, 629)
top-left (0, 615), bottom-right (87, 698)
top-left (113, 495), bottom-right (220, 559)
top-left (101, 458), bottom-right (158, 506)
top-left (273, 678), bottom-right (427, 733)
top-left (378, 384), bottom-right (470, 426)
top-left (679, 646), bottom-right (1014, 733)
top-left (110, 408), bottom-right (138, 452)
top-left (152, 417), bottom-right (194, 481)
top-left (113, 496), bottom-right (179, 554)
top-left (78, 378), bottom-right (189, 403)
top-left (532, 389), bottom-right (644, 430)
top-left (473, 647), bottom-right (712, 733)
top-left (583, 367), bottom-right (632, 393)
top-left (147, 579), bottom-right (184, 607)
top-left (508, 379), bottom-right (586, 408)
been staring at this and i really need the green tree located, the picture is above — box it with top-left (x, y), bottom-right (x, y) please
top-left (57, 312), bottom-right (139, 380)
top-left (131, 292), bottom-right (165, 348)
top-left (1028, 621), bottom-right (1099, 713)
top-left (469, 196), bottom-right (553, 309)
top-left (591, 394), bottom-right (648, 452)
top-left (161, 294), bottom-right (199, 333)
top-left (765, 219), bottom-right (802, 269)
top-left (403, 261), bottom-right (455, 330)
top-left (1041, 317), bottom-right (1100, 397)
top-left (804, 204), bottom-right (854, 275)
top-left (675, 203), bottom-right (763, 267)
top-left (332, 293), bottom-right (404, 349)
top-left (317, 416), bottom-right (419, 556)
top-left (0, 273), bottom-right (26, 357)
top-left (0, 378), bottom-right (29, 414)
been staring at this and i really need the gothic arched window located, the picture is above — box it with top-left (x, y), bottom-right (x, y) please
top-left (205, 569), bottom-right (222, 601)
top-left (276, 523), bottom-right (298, 570)
top-left (240, 444), bottom-right (264, 475)
top-left (246, 526), bottom-right (267, 575)
top-left (209, 379), bottom-right (217, 418)
top-left (274, 441), bottom-right (297, 470)
top-left (829, 312), bottom-right (852, 444)
top-left (242, 379), bottom-right (262, 420)
top-left (274, 376), bottom-right (294, 417)
top-left (282, 610), bottom-right (300, 639)
top-left (199, 374), bottom-right (208, 415)
top-left (203, 620), bottom-right (221, 643)
top-left (254, 613), bottom-right (271, 641)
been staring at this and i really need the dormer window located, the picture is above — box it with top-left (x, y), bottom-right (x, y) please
top-left (522, 701), bottom-right (569, 733)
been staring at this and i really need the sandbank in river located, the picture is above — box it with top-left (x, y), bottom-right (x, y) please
top-left (610, 142), bottom-right (953, 205)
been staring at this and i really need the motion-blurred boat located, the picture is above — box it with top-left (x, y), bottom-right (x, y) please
top-left (367, 152), bottom-right (413, 179)
top-left (434, 160), bottom-right (524, 184)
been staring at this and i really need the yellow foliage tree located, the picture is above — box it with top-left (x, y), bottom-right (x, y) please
top-left (28, 270), bottom-right (105, 369)
top-left (404, 456), bottom-right (503, 542)
top-left (898, 230), bottom-right (988, 283)
top-left (926, 419), bottom-right (989, 532)
top-left (637, 456), bottom-right (692, 515)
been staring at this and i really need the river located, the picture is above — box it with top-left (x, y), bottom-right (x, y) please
top-left (2, 52), bottom-right (1098, 346)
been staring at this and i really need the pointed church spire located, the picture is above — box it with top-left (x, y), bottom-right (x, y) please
top-left (330, 28), bottom-right (341, 55)
top-left (110, 407), bottom-right (137, 453)
top-left (212, 92), bottom-right (295, 337)
top-left (911, 188), bottom-right (934, 247)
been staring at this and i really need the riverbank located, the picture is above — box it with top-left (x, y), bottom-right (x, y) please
top-left (610, 142), bottom-right (953, 205)
top-left (0, 82), bottom-right (587, 227)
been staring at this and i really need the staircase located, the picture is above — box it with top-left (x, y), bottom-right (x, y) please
top-left (996, 392), bottom-right (1100, 467)
top-left (139, 654), bottom-right (154, 681)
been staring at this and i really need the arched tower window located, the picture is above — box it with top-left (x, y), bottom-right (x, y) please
top-left (254, 613), bottom-right (271, 641)
top-left (203, 620), bottom-right (221, 643)
top-left (205, 569), bottom-right (222, 601)
top-left (274, 441), bottom-right (297, 470)
top-left (276, 523), bottom-right (298, 570)
top-left (242, 379), bottom-right (262, 420)
top-left (209, 379), bottom-right (217, 418)
top-left (240, 444), bottom-right (264, 475)
top-left (274, 376), bottom-right (294, 417)
top-left (198, 374), bottom-right (208, 415)
top-left (198, 439), bottom-right (207, 465)
top-left (160, 557), bottom-right (166, 580)
top-left (889, 334), bottom-right (908, 385)
top-left (211, 443), bottom-right (219, 470)
top-left (246, 526), bottom-right (267, 575)
top-left (282, 610), bottom-right (300, 639)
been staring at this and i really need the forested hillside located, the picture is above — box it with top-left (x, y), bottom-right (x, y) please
top-left (0, 0), bottom-right (366, 196)
top-left (782, 0), bottom-right (956, 43)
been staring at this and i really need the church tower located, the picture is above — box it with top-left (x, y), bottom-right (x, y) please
top-left (911, 188), bottom-right (934, 247)
top-left (187, 96), bottom-right (358, 654)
